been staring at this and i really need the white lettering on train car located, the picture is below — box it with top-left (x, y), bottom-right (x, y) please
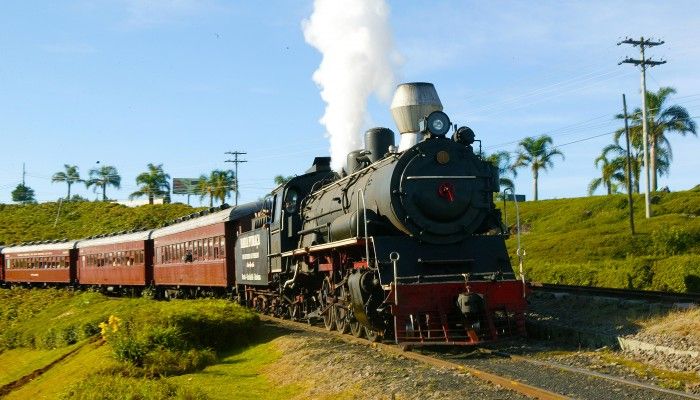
top-left (239, 234), bottom-right (260, 249)
top-left (241, 253), bottom-right (259, 260)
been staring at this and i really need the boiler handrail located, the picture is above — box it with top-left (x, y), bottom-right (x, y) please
top-left (356, 189), bottom-right (371, 268)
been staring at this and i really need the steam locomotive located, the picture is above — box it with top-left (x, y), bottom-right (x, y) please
top-left (0, 82), bottom-right (527, 347)
top-left (237, 82), bottom-right (527, 345)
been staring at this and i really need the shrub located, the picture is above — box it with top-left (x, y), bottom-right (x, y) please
top-left (99, 301), bottom-right (259, 377)
top-left (651, 255), bottom-right (700, 293)
top-left (651, 227), bottom-right (695, 256)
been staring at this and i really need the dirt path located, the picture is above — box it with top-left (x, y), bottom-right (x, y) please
top-left (260, 324), bottom-right (527, 400)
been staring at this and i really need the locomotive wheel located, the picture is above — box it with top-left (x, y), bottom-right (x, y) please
top-left (365, 327), bottom-right (382, 343)
top-left (253, 295), bottom-right (267, 314)
top-left (320, 278), bottom-right (336, 331)
top-left (349, 317), bottom-right (365, 338)
top-left (335, 286), bottom-right (350, 334)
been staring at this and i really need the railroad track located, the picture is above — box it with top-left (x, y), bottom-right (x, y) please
top-left (530, 283), bottom-right (700, 304)
top-left (259, 314), bottom-right (699, 400)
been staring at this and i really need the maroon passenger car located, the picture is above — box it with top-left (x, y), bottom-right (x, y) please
top-left (76, 231), bottom-right (154, 289)
top-left (151, 203), bottom-right (260, 294)
top-left (0, 247), bottom-right (4, 283)
top-left (1, 241), bottom-right (78, 285)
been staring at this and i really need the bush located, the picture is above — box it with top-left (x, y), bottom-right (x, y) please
top-left (651, 255), bottom-right (700, 293)
top-left (651, 226), bottom-right (696, 256)
top-left (99, 301), bottom-right (258, 377)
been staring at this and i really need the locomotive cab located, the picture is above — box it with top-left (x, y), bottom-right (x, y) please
top-left (235, 158), bottom-right (336, 310)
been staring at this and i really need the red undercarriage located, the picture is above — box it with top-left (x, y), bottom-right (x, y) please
top-left (388, 280), bottom-right (528, 346)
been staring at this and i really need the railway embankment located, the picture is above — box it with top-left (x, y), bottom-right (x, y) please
top-left (526, 289), bottom-right (700, 393)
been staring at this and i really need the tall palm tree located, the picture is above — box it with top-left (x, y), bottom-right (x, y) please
top-left (86, 165), bottom-right (121, 201)
top-left (130, 163), bottom-right (171, 204)
top-left (51, 164), bottom-right (82, 200)
top-left (512, 135), bottom-right (564, 201)
top-left (588, 152), bottom-right (626, 195)
top-left (197, 170), bottom-right (237, 207)
top-left (615, 87), bottom-right (696, 191)
top-left (485, 151), bottom-right (515, 191)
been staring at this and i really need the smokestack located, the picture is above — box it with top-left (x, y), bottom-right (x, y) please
top-left (390, 82), bottom-right (443, 151)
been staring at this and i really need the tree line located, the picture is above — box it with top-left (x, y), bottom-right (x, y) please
top-left (11, 164), bottom-right (239, 207)
top-left (9, 87), bottom-right (695, 205)
top-left (486, 86), bottom-right (695, 201)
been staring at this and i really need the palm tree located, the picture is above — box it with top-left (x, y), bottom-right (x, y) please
top-left (512, 135), bottom-right (564, 201)
top-left (588, 152), bottom-right (626, 195)
top-left (274, 175), bottom-right (294, 186)
top-left (86, 165), bottom-right (121, 201)
top-left (598, 143), bottom-right (641, 194)
top-left (197, 170), bottom-right (237, 207)
top-left (615, 87), bottom-right (696, 191)
top-left (51, 164), bottom-right (82, 200)
top-left (129, 163), bottom-right (171, 204)
top-left (485, 151), bottom-right (515, 191)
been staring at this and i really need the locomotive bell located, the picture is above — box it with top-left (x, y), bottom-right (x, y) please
top-left (390, 82), bottom-right (443, 151)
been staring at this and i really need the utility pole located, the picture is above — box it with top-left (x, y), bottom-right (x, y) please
top-left (22, 163), bottom-right (26, 185)
top-left (618, 36), bottom-right (665, 219)
top-left (225, 151), bottom-right (247, 206)
top-left (622, 94), bottom-right (635, 235)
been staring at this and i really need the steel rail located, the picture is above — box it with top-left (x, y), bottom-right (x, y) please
top-left (501, 352), bottom-right (700, 400)
top-left (530, 282), bottom-right (700, 304)
top-left (258, 315), bottom-right (567, 400)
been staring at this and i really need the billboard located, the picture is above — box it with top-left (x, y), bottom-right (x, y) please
top-left (172, 178), bottom-right (200, 195)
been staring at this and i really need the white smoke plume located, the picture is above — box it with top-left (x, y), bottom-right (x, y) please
top-left (302, 0), bottom-right (400, 171)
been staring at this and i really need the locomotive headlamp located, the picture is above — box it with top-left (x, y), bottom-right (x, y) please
top-left (420, 111), bottom-right (451, 137)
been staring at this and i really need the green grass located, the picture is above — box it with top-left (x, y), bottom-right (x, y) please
top-left (505, 189), bottom-right (700, 292)
top-left (5, 341), bottom-right (115, 400)
top-left (0, 201), bottom-right (199, 245)
top-left (0, 343), bottom-right (82, 386)
top-left (0, 288), bottom-right (271, 399)
top-left (168, 338), bottom-right (305, 400)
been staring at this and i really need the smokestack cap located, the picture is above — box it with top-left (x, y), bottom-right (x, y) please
top-left (390, 82), bottom-right (443, 134)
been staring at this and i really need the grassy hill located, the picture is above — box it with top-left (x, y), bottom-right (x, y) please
top-left (507, 187), bottom-right (700, 292)
top-left (0, 202), bottom-right (199, 245)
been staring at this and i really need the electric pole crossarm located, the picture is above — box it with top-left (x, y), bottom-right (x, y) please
top-left (617, 37), bottom-right (664, 47)
top-left (618, 58), bottom-right (666, 67)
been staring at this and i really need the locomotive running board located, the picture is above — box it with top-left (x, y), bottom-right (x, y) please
top-left (280, 237), bottom-right (366, 257)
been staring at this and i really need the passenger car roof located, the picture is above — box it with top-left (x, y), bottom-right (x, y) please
top-left (1, 241), bottom-right (79, 254)
top-left (151, 201), bottom-right (263, 239)
top-left (76, 230), bottom-right (154, 248)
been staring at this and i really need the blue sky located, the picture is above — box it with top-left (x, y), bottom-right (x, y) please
top-left (1, 1), bottom-right (698, 205)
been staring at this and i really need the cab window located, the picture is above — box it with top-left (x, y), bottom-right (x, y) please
top-left (284, 188), bottom-right (299, 213)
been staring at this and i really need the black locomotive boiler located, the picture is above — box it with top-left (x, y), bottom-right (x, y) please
top-left (236, 82), bottom-right (527, 346)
